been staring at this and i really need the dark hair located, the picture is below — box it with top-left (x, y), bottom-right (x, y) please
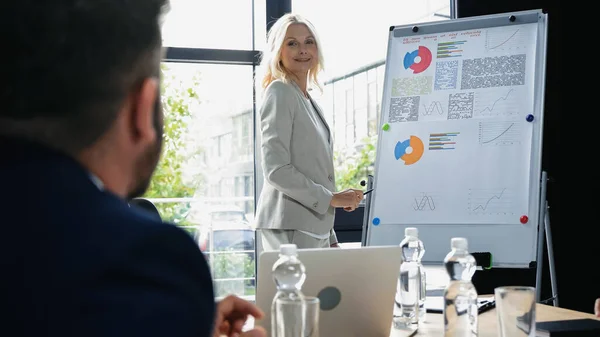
top-left (129, 198), bottom-right (162, 221)
top-left (0, 0), bottom-right (169, 154)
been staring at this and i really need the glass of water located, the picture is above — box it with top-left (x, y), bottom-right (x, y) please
top-left (495, 286), bottom-right (536, 337)
top-left (274, 296), bottom-right (320, 337)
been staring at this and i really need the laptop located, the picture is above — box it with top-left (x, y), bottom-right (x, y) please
top-left (255, 245), bottom-right (403, 337)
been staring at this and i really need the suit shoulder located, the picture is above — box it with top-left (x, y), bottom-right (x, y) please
top-left (100, 203), bottom-right (213, 285)
top-left (81, 203), bottom-right (216, 336)
top-left (115, 204), bottom-right (200, 252)
top-left (264, 80), bottom-right (296, 97)
top-left (83, 197), bottom-right (204, 265)
top-left (127, 218), bottom-right (210, 275)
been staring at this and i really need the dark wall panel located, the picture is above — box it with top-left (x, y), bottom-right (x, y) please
top-left (455, 0), bottom-right (578, 312)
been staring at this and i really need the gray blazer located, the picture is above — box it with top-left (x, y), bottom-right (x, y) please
top-left (255, 79), bottom-right (337, 242)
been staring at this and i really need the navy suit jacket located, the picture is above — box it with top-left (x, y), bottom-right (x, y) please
top-left (1, 137), bottom-right (216, 336)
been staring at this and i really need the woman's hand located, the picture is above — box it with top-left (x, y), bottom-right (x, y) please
top-left (330, 189), bottom-right (364, 211)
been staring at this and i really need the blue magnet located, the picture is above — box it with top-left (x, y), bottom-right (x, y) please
top-left (526, 114), bottom-right (534, 122)
top-left (372, 217), bottom-right (380, 226)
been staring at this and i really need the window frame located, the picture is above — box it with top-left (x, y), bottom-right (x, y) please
top-left (157, 0), bottom-right (454, 300)
top-left (157, 0), bottom-right (292, 301)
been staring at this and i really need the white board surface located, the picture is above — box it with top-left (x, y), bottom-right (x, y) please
top-left (365, 10), bottom-right (548, 267)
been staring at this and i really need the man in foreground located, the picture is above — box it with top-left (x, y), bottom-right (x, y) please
top-left (0, 1), bottom-right (265, 336)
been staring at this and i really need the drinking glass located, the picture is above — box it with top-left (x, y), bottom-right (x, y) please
top-left (273, 296), bottom-right (320, 337)
top-left (495, 286), bottom-right (536, 337)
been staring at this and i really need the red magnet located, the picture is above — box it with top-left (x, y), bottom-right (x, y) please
top-left (520, 215), bottom-right (528, 224)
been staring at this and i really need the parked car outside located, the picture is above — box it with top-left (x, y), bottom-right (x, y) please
top-left (194, 222), bottom-right (255, 254)
top-left (186, 204), bottom-right (249, 228)
top-left (187, 204), bottom-right (256, 297)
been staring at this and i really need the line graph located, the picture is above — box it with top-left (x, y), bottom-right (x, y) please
top-left (421, 101), bottom-right (445, 115)
top-left (413, 193), bottom-right (436, 211)
top-left (484, 123), bottom-right (513, 143)
top-left (479, 120), bottom-right (521, 146)
top-left (474, 89), bottom-right (519, 116)
top-left (468, 188), bottom-right (513, 215)
top-left (485, 28), bottom-right (528, 52)
top-left (488, 29), bottom-right (519, 50)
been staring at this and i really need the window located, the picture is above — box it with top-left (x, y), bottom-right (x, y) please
top-left (142, 0), bottom-right (453, 301)
top-left (367, 81), bottom-right (378, 136)
top-left (354, 72), bottom-right (368, 142)
top-left (294, 1), bottom-right (449, 79)
top-left (354, 72), bottom-right (367, 111)
top-left (332, 80), bottom-right (346, 152)
top-left (235, 175), bottom-right (254, 216)
top-left (367, 64), bottom-right (385, 136)
top-left (214, 133), bottom-right (233, 161)
top-left (211, 210), bottom-right (247, 223)
top-left (232, 111), bottom-right (253, 162)
top-left (322, 84), bottom-right (335, 127)
top-left (345, 88), bottom-right (354, 148)
top-left (219, 178), bottom-right (235, 198)
top-left (145, 61), bottom-right (256, 299)
top-left (377, 64), bottom-right (385, 109)
top-left (193, 226), bottom-right (255, 297)
top-left (294, 0), bottom-right (451, 193)
top-left (161, 0), bottom-right (266, 50)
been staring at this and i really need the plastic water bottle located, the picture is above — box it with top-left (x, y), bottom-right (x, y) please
top-left (419, 251), bottom-right (427, 323)
top-left (393, 227), bottom-right (425, 329)
top-left (443, 237), bottom-right (478, 337)
top-left (413, 229), bottom-right (427, 323)
top-left (271, 244), bottom-right (307, 337)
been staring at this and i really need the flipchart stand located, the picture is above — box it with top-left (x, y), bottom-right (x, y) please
top-left (360, 175), bottom-right (375, 247)
top-left (536, 170), bottom-right (558, 306)
top-left (361, 171), bottom-right (558, 307)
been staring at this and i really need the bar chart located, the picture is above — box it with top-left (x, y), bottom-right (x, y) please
top-left (428, 132), bottom-right (459, 150)
top-left (437, 40), bottom-right (466, 58)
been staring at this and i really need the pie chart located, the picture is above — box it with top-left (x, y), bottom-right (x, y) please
top-left (403, 46), bottom-right (432, 74)
top-left (394, 136), bottom-right (424, 165)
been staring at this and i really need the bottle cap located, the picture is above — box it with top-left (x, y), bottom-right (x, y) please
top-left (405, 227), bottom-right (418, 238)
top-left (451, 237), bottom-right (468, 250)
top-left (280, 244), bottom-right (297, 256)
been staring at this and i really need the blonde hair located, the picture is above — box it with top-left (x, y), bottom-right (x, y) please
top-left (259, 13), bottom-right (324, 93)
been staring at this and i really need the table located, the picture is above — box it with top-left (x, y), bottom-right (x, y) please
top-left (390, 303), bottom-right (599, 336)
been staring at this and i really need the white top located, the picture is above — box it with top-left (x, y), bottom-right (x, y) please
top-left (280, 244), bottom-right (297, 256)
top-left (306, 96), bottom-right (331, 144)
top-left (298, 230), bottom-right (330, 240)
top-left (296, 96), bottom-right (332, 241)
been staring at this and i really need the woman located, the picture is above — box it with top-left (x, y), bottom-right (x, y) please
top-left (255, 13), bottom-right (364, 252)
